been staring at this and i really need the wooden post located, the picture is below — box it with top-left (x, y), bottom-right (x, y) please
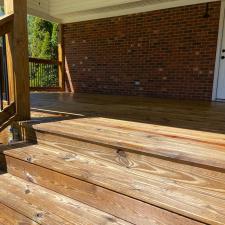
top-left (4, 0), bottom-right (30, 120)
top-left (58, 24), bottom-right (65, 91)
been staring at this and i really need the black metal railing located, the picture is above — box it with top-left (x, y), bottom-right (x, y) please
top-left (29, 58), bottom-right (60, 89)
top-left (0, 36), bottom-right (10, 111)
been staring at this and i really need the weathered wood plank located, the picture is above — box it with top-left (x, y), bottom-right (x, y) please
top-left (56, 118), bottom-right (225, 151)
top-left (5, 156), bottom-right (204, 225)
top-left (29, 92), bottom-right (225, 134)
top-left (0, 173), bottom-right (131, 225)
top-left (0, 103), bottom-right (16, 133)
top-left (2, 143), bottom-right (225, 225)
top-left (0, 14), bottom-right (13, 37)
top-left (0, 14), bottom-right (14, 27)
top-left (0, 103), bottom-right (15, 124)
top-left (28, 118), bottom-right (225, 171)
top-left (0, 202), bottom-right (38, 225)
top-left (29, 57), bottom-right (60, 65)
top-left (70, 117), bottom-right (225, 146)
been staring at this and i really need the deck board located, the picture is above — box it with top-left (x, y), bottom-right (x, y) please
top-left (0, 202), bottom-right (38, 225)
top-left (12, 92), bottom-right (225, 224)
top-left (28, 117), bottom-right (225, 171)
top-left (5, 156), bottom-right (203, 225)
top-left (31, 93), bottom-right (225, 134)
top-left (0, 173), bottom-right (131, 225)
top-left (3, 143), bottom-right (225, 225)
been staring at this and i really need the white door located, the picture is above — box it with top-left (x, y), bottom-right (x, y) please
top-left (217, 12), bottom-right (225, 100)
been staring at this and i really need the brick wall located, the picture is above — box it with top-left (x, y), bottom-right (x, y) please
top-left (63, 2), bottom-right (220, 100)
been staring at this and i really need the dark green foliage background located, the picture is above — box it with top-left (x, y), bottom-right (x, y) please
top-left (28, 16), bottom-right (59, 87)
top-left (28, 16), bottom-right (58, 59)
top-left (0, 7), bottom-right (59, 87)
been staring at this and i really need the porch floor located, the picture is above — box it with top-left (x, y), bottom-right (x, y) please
top-left (31, 92), bottom-right (225, 134)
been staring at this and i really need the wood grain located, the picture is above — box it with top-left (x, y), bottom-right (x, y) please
top-left (30, 92), bottom-right (225, 134)
top-left (29, 57), bottom-right (60, 65)
top-left (0, 103), bottom-right (16, 124)
top-left (5, 0), bottom-right (30, 120)
top-left (2, 143), bottom-right (225, 225)
top-left (0, 14), bottom-right (13, 37)
top-left (0, 202), bottom-right (38, 225)
top-left (0, 103), bottom-right (16, 134)
top-left (0, 173), bottom-right (131, 225)
top-left (26, 116), bottom-right (225, 171)
top-left (5, 155), bottom-right (204, 225)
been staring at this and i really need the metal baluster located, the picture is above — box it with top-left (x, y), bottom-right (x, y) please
top-left (2, 36), bottom-right (9, 104)
top-left (0, 43), bottom-right (3, 111)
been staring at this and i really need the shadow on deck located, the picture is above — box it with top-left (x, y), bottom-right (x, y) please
top-left (30, 92), bottom-right (225, 134)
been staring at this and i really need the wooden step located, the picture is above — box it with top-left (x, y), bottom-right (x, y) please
top-left (1, 143), bottom-right (224, 225)
top-left (20, 117), bottom-right (225, 171)
top-left (0, 172), bottom-right (131, 225)
top-left (0, 202), bottom-right (38, 225)
top-left (4, 153), bottom-right (204, 225)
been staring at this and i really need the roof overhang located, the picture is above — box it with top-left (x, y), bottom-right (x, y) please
top-left (0, 0), bottom-right (221, 24)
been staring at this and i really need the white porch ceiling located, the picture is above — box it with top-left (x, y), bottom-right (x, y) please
top-left (0, 0), bottom-right (220, 23)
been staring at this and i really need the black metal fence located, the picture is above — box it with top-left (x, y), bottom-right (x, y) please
top-left (29, 58), bottom-right (59, 89)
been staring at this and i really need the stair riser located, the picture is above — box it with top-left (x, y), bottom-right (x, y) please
top-left (5, 155), bottom-right (204, 225)
top-left (32, 130), bottom-right (225, 180)
top-left (24, 125), bottom-right (225, 173)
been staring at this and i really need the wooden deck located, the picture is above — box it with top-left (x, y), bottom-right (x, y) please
top-left (0, 93), bottom-right (225, 224)
top-left (30, 92), bottom-right (225, 134)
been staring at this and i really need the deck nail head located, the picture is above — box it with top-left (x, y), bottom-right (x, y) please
top-left (117, 149), bottom-right (126, 157)
top-left (26, 157), bottom-right (32, 162)
top-left (26, 172), bottom-right (35, 183)
top-left (25, 188), bottom-right (30, 194)
top-left (36, 212), bottom-right (44, 218)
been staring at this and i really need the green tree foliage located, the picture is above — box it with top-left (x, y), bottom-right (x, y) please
top-left (28, 16), bottom-right (59, 87)
top-left (0, 9), bottom-right (58, 87)
top-left (28, 16), bottom-right (58, 59)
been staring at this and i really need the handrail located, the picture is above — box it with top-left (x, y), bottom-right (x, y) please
top-left (0, 14), bottom-right (14, 37)
top-left (0, 103), bottom-right (16, 133)
top-left (0, 14), bottom-right (14, 26)
top-left (29, 57), bottom-right (61, 65)
top-left (0, 103), bottom-right (16, 125)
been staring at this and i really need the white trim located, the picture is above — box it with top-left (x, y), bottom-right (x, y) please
top-left (0, 0), bottom-right (221, 23)
top-left (212, 0), bottom-right (225, 101)
top-left (60, 0), bottom-right (220, 24)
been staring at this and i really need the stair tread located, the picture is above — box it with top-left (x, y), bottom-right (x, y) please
top-left (2, 143), bottom-right (225, 225)
top-left (5, 155), bottom-right (204, 225)
top-left (0, 202), bottom-right (38, 225)
top-left (0, 172), bottom-right (131, 225)
top-left (24, 117), bottom-right (225, 170)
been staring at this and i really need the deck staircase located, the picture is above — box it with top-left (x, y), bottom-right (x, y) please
top-left (0, 116), bottom-right (225, 224)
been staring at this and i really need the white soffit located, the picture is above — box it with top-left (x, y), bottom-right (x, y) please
top-left (0, 0), bottom-right (60, 22)
top-left (0, 0), bottom-right (221, 23)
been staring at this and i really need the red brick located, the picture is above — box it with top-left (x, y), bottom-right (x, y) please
top-left (63, 2), bottom-right (220, 100)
